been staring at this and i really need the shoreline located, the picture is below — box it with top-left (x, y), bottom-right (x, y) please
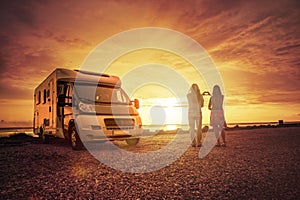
top-left (0, 122), bottom-right (300, 139)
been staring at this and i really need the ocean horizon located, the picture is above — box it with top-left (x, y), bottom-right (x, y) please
top-left (1, 120), bottom-right (298, 138)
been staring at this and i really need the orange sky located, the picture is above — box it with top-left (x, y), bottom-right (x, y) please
top-left (0, 0), bottom-right (299, 124)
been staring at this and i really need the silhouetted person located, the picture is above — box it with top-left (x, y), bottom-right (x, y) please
top-left (208, 85), bottom-right (226, 147)
top-left (187, 84), bottom-right (204, 147)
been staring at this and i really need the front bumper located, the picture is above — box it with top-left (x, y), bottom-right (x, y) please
top-left (75, 114), bottom-right (143, 142)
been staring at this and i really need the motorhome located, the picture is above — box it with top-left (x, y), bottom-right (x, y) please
top-left (33, 68), bottom-right (142, 150)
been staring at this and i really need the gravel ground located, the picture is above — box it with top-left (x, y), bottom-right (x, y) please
top-left (0, 127), bottom-right (299, 199)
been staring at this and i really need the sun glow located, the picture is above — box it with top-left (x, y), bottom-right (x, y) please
top-left (136, 94), bottom-right (214, 130)
top-left (102, 48), bottom-right (214, 129)
top-left (163, 124), bottom-right (178, 131)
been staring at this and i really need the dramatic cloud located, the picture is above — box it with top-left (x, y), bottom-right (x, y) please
top-left (0, 0), bottom-right (299, 122)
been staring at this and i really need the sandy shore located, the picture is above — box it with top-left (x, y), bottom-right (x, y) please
top-left (0, 127), bottom-right (299, 199)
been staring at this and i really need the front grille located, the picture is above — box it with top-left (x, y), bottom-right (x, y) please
top-left (104, 118), bottom-right (135, 130)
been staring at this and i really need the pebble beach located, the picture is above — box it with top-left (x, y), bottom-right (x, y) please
top-left (0, 127), bottom-right (299, 199)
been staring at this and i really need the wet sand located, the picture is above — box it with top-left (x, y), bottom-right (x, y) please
top-left (0, 127), bottom-right (299, 199)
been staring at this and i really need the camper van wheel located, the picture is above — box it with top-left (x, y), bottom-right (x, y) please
top-left (70, 126), bottom-right (83, 150)
top-left (39, 128), bottom-right (49, 144)
top-left (126, 138), bottom-right (139, 146)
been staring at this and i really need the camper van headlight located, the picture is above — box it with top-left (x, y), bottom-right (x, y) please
top-left (79, 102), bottom-right (95, 113)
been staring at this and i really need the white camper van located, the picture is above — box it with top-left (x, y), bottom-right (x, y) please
top-left (33, 68), bottom-right (142, 150)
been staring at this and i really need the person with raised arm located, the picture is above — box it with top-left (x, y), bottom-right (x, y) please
top-left (187, 84), bottom-right (204, 147)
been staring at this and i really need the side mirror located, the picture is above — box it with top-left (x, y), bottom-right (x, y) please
top-left (57, 94), bottom-right (66, 107)
top-left (131, 98), bottom-right (139, 109)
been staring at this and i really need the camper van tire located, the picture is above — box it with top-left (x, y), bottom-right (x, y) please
top-left (69, 126), bottom-right (83, 150)
top-left (39, 127), bottom-right (49, 144)
top-left (126, 138), bottom-right (139, 146)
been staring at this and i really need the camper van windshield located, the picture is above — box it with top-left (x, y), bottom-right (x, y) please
top-left (75, 84), bottom-right (130, 104)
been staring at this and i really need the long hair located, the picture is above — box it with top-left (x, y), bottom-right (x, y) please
top-left (190, 83), bottom-right (204, 107)
top-left (212, 85), bottom-right (222, 97)
top-left (210, 85), bottom-right (223, 110)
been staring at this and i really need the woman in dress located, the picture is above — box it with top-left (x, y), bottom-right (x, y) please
top-left (208, 85), bottom-right (226, 147)
top-left (187, 83), bottom-right (204, 147)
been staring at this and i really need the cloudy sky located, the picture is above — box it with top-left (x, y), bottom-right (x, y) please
top-left (0, 0), bottom-right (299, 123)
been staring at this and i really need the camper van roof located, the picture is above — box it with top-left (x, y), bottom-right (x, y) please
top-left (55, 68), bottom-right (121, 87)
top-left (74, 69), bottom-right (110, 77)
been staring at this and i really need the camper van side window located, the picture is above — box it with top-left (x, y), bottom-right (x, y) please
top-left (47, 89), bottom-right (50, 102)
top-left (37, 91), bottom-right (41, 105)
top-left (66, 85), bottom-right (73, 105)
top-left (43, 89), bottom-right (47, 104)
top-left (57, 84), bottom-right (64, 95)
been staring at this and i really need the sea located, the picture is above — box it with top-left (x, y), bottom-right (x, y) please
top-left (0, 128), bottom-right (35, 138)
top-left (0, 121), bottom-right (295, 138)
top-left (142, 121), bottom-right (280, 132)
